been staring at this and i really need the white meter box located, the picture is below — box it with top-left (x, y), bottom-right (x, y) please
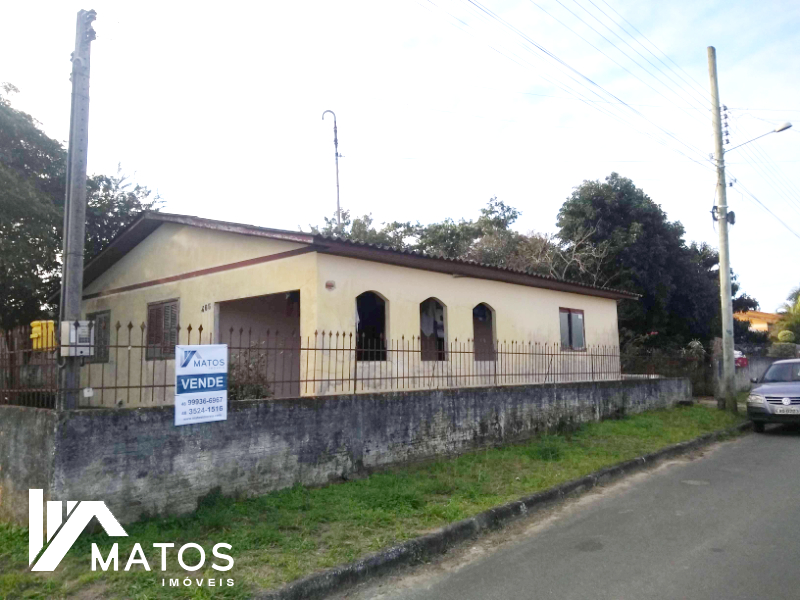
top-left (174, 344), bottom-right (228, 426)
top-left (60, 321), bottom-right (94, 357)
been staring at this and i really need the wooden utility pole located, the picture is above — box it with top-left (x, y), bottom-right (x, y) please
top-left (58, 9), bottom-right (97, 410)
top-left (707, 46), bottom-right (736, 412)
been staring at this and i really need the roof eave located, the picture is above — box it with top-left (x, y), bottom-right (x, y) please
top-left (313, 237), bottom-right (638, 301)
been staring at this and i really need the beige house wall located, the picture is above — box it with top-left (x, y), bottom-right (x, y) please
top-left (85, 223), bottom-right (308, 295)
top-left (80, 224), bottom-right (319, 407)
top-left (307, 254), bottom-right (621, 395)
top-left (78, 224), bottom-right (622, 404)
top-left (314, 254), bottom-right (620, 345)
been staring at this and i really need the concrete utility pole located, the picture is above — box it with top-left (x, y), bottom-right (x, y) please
top-left (707, 46), bottom-right (736, 412)
top-left (321, 110), bottom-right (341, 231)
top-left (58, 9), bottom-right (97, 410)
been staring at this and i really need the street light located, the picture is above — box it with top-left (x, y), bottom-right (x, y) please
top-left (321, 110), bottom-right (342, 232)
top-left (726, 122), bottom-right (793, 154)
top-left (707, 48), bottom-right (792, 413)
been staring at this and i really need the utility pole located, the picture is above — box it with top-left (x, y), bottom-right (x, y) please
top-left (321, 110), bottom-right (341, 231)
top-left (707, 46), bottom-right (736, 412)
top-left (58, 9), bottom-right (97, 410)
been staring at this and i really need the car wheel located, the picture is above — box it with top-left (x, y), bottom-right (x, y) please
top-left (752, 421), bottom-right (766, 433)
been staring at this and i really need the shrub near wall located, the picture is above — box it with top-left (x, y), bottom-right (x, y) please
top-left (768, 343), bottom-right (798, 358)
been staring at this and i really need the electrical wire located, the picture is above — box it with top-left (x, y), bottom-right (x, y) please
top-left (419, 0), bottom-right (715, 170)
top-left (532, 0), bottom-right (709, 124)
top-left (460, 0), bottom-right (715, 170)
top-left (727, 171), bottom-right (800, 241)
top-left (576, 0), bottom-right (712, 111)
top-left (726, 113), bottom-right (800, 217)
top-left (597, 0), bottom-right (712, 101)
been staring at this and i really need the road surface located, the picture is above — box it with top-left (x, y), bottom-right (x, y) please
top-left (341, 426), bottom-right (800, 600)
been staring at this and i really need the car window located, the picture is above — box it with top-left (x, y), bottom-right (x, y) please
top-left (762, 363), bottom-right (800, 383)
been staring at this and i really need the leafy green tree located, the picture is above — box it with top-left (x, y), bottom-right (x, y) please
top-left (775, 292), bottom-right (800, 341)
top-left (0, 84), bottom-right (159, 329)
top-left (557, 173), bottom-right (756, 349)
top-left (85, 168), bottom-right (161, 260)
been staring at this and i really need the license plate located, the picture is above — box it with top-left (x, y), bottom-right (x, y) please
top-left (776, 407), bottom-right (800, 415)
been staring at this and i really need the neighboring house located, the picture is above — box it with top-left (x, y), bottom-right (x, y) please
top-left (79, 212), bottom-right (636, 403)
top-left (733, 310), bottom-right (781, 334)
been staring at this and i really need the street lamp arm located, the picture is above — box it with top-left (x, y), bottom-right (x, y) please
top-left (725, 122), bottom-right (792, 154)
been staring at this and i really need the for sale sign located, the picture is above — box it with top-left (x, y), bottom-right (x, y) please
top-left (175, 344), bottom-right (228, 426)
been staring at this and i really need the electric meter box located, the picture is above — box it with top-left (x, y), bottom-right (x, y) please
top-left (60, 321), bottom-right (95, 357)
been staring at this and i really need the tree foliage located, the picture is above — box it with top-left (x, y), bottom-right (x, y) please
top-left (311, 198), bottom-right (617, 287)
top-left (313, 173), bottom-right (759, 351)
top-left (775, 287), bottom-right (800, 341)
top-left (0, 84), bottom-right (160, 329)
top-left (558, 173), bottom-right (756, 349)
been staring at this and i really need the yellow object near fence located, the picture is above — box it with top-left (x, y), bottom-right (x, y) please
top-left (30, 320), bottom-right (56, 351)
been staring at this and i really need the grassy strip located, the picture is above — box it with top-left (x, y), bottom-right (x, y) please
top-left (0, 405), bottom-right (743, 599)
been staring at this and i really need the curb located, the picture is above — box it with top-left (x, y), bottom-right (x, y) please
top-left (258, 421), bottom-right (751, 600)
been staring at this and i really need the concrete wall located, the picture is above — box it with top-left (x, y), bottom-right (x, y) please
top-left (0, 378), bottom-right (689, 526)
top-left (0, 407), bottom-right (57, 524)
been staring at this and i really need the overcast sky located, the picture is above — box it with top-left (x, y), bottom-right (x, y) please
top-left (3, 0), bottom-right (799, 312)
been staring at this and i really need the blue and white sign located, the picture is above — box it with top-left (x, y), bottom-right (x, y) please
top-left (175, 344), bottom-right (228, 426)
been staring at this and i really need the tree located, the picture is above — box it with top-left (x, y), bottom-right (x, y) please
top-left (311, 198), bottom-right (616, 286)
top-left (0, 84), bottom-right (160, 329)
top-left (85, 168), bottom-right (161, 260)
top-left (557, 173), bottom-right (756, 349)
top-left (775, 288), bottom-right (800, 341)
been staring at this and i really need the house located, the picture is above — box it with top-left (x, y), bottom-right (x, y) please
top-left (78, 212), bottom-right (636, 404)
top-left (733, 310), bottom-right (781, 334)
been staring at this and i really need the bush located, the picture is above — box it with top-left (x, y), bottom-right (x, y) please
top-left (768, 343), bottom-right (797, 358)
top-left (778, 330), bottom-right (796, 343)
top-left (228, 346), bottom-right (274, 400)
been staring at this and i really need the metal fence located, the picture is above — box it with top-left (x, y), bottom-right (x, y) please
top-left (0, 321), bottom-right (685, 410)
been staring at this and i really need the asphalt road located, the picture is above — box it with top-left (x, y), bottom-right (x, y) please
top-left (348, 426), bottom-right (800, 600)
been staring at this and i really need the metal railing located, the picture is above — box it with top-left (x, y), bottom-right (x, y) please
top-left (0, 322), bottom-right (663, 409)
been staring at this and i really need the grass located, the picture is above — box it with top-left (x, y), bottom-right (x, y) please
top-left (0, 404), bottom-right (744, 599)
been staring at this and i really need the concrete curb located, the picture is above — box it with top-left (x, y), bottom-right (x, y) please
top-left (258, 421), bottom-right (751, 600)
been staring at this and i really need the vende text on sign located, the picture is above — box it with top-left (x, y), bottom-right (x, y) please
top-left (175, 344), bottom-right (228, 426)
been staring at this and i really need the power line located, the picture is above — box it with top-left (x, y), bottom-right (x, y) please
top-left (462, 0), bottom-right (714, 168)
top-left (420, 0), bottom-right (714, 170)
top-left (535, 0), bottom-right (709, 123)
top-left (728, 107), bottom-right (800, 113)
top-left (727, 114), bottom-right (800, 216)
top-left (597, 0), bottom-right (711, 101)
top-left (728, 172), bottom-right (800, 241)
top-left (576, 0), bottom-right (712, 111)
top-left (573, 0), bottom-right (708, 113)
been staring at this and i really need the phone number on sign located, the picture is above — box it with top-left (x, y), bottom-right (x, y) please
top-left (188, 406), bottom-right (225, 415)
top-left (187, 396), bottom-right (225, 406)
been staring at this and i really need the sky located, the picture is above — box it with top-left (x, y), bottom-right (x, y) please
top-left (2, 0), bottom-right (799, 312)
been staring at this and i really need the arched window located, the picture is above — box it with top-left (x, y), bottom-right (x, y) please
top-left (356, 292), bottom-right (387, 361)
top-left (420, 298), bottom-right (446, 361)
top-left (472, 303), bottom-right (495, 361)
